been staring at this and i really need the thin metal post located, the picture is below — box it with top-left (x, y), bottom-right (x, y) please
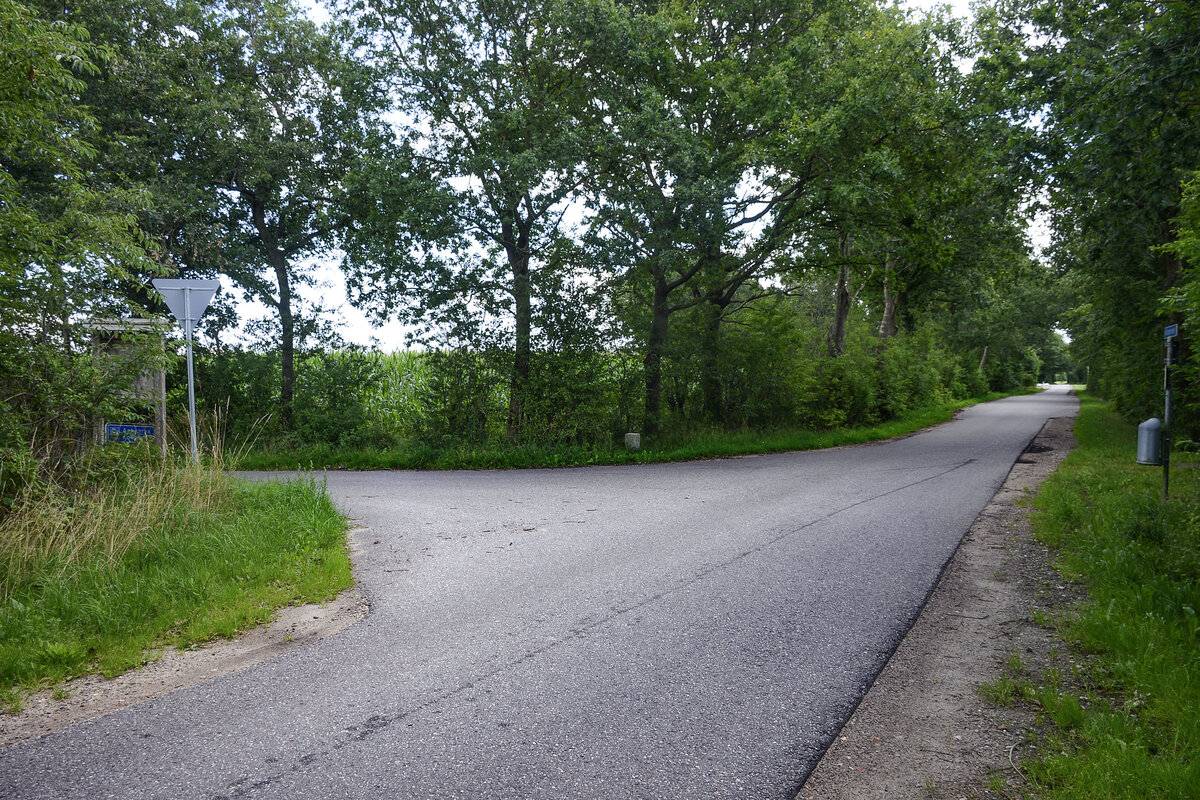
top-left (1164, 339), bottom-right (1175, 501)
top-left (185, 286), bottom-right (199, 463)
top-left (150, 278), bottom-right (219, 464)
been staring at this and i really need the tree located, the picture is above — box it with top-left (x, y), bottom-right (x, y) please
top-left (987, 0), bottom-right (1200, 423)
top-left (589, 0), bottom-right (898, 431)
top-left (1, 0), bottom-right (151, 307)
top-left (60, 0), bottom-right (390, 423)
top-left (1164, 171), bottom-right (1200, 429)
top-left (1, 0), bottom-right (162, 504)
top-left (340, 0), bottom-right (618, 434)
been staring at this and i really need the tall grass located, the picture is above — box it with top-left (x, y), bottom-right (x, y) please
top-left (361, 350), bottom-right (428, 441)
top-left (0, 452), bottom-right (227, 601)
top-left (0, 435), bottom-right (350, 711)
top-left (1020, 395), bottom-right (1200, 797)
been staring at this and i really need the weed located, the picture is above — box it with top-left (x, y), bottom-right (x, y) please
top-left (979, 675), bottom-right (1023, 707)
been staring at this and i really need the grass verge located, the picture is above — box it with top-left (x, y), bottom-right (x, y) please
top-left (1010, 394), bottom-right (1200, 797)
top-left (0, 460), bottom-right (350, 712)
top-left (237, 390), bottom-right (1036, 471)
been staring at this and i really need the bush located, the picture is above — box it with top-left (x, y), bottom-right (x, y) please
top-left (289, 349), bottom-right (382, 449)
top-left (416, 348), bottom-right (509, 445)
top-left (0, 323), bottom-right (169, 516)
top-left (190, 347), bottom-right (280, 444)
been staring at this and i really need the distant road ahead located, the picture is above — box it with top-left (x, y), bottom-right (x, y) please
top-left (0, 388), bottom-right (1078, 799)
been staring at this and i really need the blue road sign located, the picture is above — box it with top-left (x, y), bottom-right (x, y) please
top-left (1165, 323), bottom-right (1179, 339)
top-left (106, 424), bottom-right (155, 443)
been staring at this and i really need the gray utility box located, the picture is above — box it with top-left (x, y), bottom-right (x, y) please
top-left (1137, 417), bottom-right (1162, 466)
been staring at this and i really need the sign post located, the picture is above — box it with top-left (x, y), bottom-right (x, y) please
top-left (152, 279), bottom-right (220, 462)
top-left (1163, 324), bottom-right (1180, 501)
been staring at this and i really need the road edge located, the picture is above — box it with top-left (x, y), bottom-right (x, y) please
top-left (794, 409), bottom-right (1079, 798)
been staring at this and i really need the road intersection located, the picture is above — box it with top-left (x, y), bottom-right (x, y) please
top-left (0, 388), bottom-right (1078, 799)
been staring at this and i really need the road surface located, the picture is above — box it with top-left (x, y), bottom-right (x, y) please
top-left (0, 388), bottom-right (1078, 799)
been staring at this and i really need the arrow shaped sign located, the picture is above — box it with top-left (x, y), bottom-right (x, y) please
top-left (152, 279), bottom-right (221, 338)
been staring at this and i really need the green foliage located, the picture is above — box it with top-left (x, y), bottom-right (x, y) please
top-left (0, 0), bottom-right (166, 510)
top-left (360, 350), bottom-right (428, 441)
top-left (992, 0), bottom-right (1200, 432)
top-left (524, 349), bottom-right (642, 445)
top-left (52, 0), bottom-right (393, 421)
top-left (4, 0), bottom-right (1066, 477)
top-left (190, 346), bottom-right (280, 441)
top-left (289, 349), bottom-right (382, 450)
top-left (340, 0), bottom-right (612, 432)
top-left (709, 297), bottom-right (821, 429)
top-left (0, 0), bottom-right (152, 287)
top-left (416, 349), bottom-right (509, 446)
top-left (237, 392), bottom-right (1010, 472)
top-left (1024, 396), bottom-right (1200, 798)
top-left (233, 338), bottom-right (1031, 471)
top-left (1164, 171), bottom-right (1200, 437)
top-left (190, 344), bottom-right (385, 450)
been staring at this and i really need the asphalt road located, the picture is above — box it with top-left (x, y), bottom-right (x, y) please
top-left (0, 388), bottom-right (1078, 800)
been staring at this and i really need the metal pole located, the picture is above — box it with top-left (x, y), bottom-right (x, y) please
top-left (1164, 339), bottom-right (1175, 501)
top-left (185, 286), bottom-right (199, 463)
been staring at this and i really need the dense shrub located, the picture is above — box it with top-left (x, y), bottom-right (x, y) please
top-left (190, 347), bottom-right (280, 445)
top-left (0, 323), bottom-right (168, 515)
top-left (191, 307), bottom-right (1041, 457)
top-left (189, 345), bottom-right (386, 449)
top-left (289, 349), bottom-right (382, 449)
top-left (524, 349), bottom-right (643, 445)
top-left (416, 348), bottom-right (509, 446)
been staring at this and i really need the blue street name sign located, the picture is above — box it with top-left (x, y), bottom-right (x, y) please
top-left (106, 424), bottom-right (155, 443)
top-left (1164, 323), bottom-right (1179, 339)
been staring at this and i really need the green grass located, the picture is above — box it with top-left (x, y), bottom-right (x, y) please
top-left (236, 390), bottom-right (1032, 472)
top-left (1012, 393), bottom-right (1200, 798)
top-left (0, 465), bottom-right (350, 711)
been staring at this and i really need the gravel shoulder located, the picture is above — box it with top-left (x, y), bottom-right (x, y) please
top-left (796, 413), bottom-right (1078, 799)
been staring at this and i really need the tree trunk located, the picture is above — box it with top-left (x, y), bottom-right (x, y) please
top-left (978, 345), bottom-right (989, 374)
top-left (270, 250), bottom-right (295, 427)
top-left (505, 219), bottom-right (532, 436)
top-left (698, 297), bottom-right (725, 424)
top-left (829, 263), bottom-right (851, 357)
top-left (878, 275), bottom-right (899, 340)
top-left (643, 271), bottom-right (670, 437)
top-left (250, 195), bottom-right (295, 428)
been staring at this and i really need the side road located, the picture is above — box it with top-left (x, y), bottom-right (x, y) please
top-left (798, 413), bottom-right (1078, 798)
